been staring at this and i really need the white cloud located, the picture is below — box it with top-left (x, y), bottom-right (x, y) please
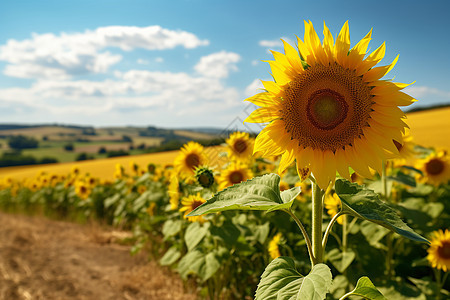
top-left (155, 57), bottom-right (164, 63)
top-left (194, 51), bottom-right (240, 78)
top-left (259, 39), bottom-right (283, 48)
top-left (0, 58), bottom-right (242, 126)
top-left (258, 37), bottom-right (295, 53)
top-left (251, 60), bottom-right (259, 66)
top-left (137, 59), bottom-right (149, 65)
top-left (404, 86), bottom-right (450, 99)
top-left (0, 26), bottom-right (209, 79)
top-left (245, 79), bottom-right (264, 97)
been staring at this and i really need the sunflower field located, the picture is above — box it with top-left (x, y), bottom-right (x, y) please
top-left (1, 21), bottom-right (450, 300)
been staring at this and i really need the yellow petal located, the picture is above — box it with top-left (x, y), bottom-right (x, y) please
top-left (347, 29), bottom-right (372, 69)
top-left (323, 150), bottom-right (337, 186)
top-left (322, 22), bottom-right (335, 62)
top-left (335, 21), bottom-right (350, 66)
top-left (363, 126), bottom-right (399, 155)
top-left (253, 123), bottom-right (285, 156)
top-left (282, 39), bottom-right (303, 72)
top-left (296, 147), bottom-right (314, 169)
top-left (297, 35), bottom-right (314, 64)
top-left (278, 148), bottom-right (296, 174)
top-left (261, 80), bottom-right (281, 95)
top-left (335, 148), bottom-right (351, 180)
top-left (244, 107), bottom-right (279, 123)
top-left (344, 145), bottom-right (373, 179)
top-left (266, 60), bottom-right (292, 85)
top-left (304, 20), bottom-right (328, 66)
top-left (356, 42), bottom-right (385, 76)
top-left (363, 55), bottom-right (399, 82)
top-left (311, 150), bottom-right (329, 189)
top-left (296, 164), bottom-right (311, 181)
top-left (244, 92), bottom-right (277, 107)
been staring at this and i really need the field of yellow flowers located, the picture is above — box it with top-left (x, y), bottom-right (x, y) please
top-left (0, 126), bottom-right (449, 299)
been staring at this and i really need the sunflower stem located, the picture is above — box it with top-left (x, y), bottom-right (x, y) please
top-left (322, 211), bottom-right (343, 253)
top-left (284, 209), bottom-right (315, 266)
top-left (311, 180), bottom-right (324, 265)
top-left (381, 160), bottom-right (388, 201)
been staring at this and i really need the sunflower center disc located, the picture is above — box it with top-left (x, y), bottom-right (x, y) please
top-left (425, 158), bottom-right (444, 175)
top-left (307, 89), bottom-right (348, 130)
top-left (191, 200), bottom-right (204, 210)
top-left (185, 153), bottom-right (200, 169)
top-left (229, 171), bottom-right (244, 184)
top-left (234, 139), bottom-right (248, 153)
top-left (438, 241), bottom-right (450, 259)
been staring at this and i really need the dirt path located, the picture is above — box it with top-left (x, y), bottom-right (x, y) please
top-left (0, 212), bottom-right (198, 300)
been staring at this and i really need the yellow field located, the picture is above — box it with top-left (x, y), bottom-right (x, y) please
top-left (0, 107), bottom-right (448, 181)
top-left (0, 146), bottom-right (225, 181)
top-left (406, 107), bottom-right (450, 150)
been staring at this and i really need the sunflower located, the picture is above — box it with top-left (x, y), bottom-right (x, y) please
top-left (217, 162), bottom-right (253, 190)
top-left (174, 141), bottom-right (208, 178)
top-left (245, 21), bottom-right (415, 189)
top-left (168, 176), bottom-right (180, 210)
top-left (268, 233), bottom-right (283, 259)
top-left (427, 229), bottom-right (450, 272)
top-left (226, 131), bottom-right (254, 162)
top-left (75, 180), bottom-right (91, 200)
top-left (179, 193), bottom-right (207, 223)
top-left (324, 193), bottom-right (344, 225)
top-left (416, 151), bottom-right (450, 186)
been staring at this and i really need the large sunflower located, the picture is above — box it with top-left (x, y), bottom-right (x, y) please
top-left (245, 21), bottom-right (415, 189)
top-left (226, 131), bottom-right (254, 162)
top-left (174, 141), bottom-right (208, 178)
top-left (416, 151), bottom-right (450, 186)
top-left (427, 229), bottom-right (450, 272)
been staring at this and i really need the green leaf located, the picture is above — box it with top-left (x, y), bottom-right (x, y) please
top-left (210, 221), bottom-right (240, 247)
top-left (185, 222), bottom-right (209, 251)
top-left (341, 276), bottom-right (387, 300)
top-left (298, 264), bottom-right (333, 300)
top-left (255, 257), bottom-right (331, 300)
top-left (387, 171), bottom-right (416, 187)
top-left (177, 249), bottom-right (221, 281)
top-left (326, 248), bottom-right (355, 273)
top-left (162, 219), bottom-right (183, 240)
top-left (187, 174), bottom-right (298, 216)
top-left (335, 179), bottom-right (429, 244)
top-left (360, 220), bottom-right (390, 250)
top-left (160, 246), bottom-right (181, 266)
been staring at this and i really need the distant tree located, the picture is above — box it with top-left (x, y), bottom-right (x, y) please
top-left (8, 135), bottom-right (39, 150)
top-left (98, 146), bottom-right (107, 154)
top-left (75, 153), bottom-right (93, 161)
top-left (42, 135), bottom-right (49, 141)
top-left (137, 143), bottom-right (146, 150)
top-left (106, 150), bottom-right (129, 158)
top-left (82, 128), bottom-right (96, 136)
top-left (122, 135), bottom-right (132, 142)
top-left (39, 157), bottom-right (59, 164)
top-left (64, 143), bottom-right (74, 151)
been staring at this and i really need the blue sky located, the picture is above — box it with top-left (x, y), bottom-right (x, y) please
top-left (0, 0), bottom-right (449, 129)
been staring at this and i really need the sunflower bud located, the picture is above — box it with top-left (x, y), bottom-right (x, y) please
top-left (194, 166), bottom-right (215, 188)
